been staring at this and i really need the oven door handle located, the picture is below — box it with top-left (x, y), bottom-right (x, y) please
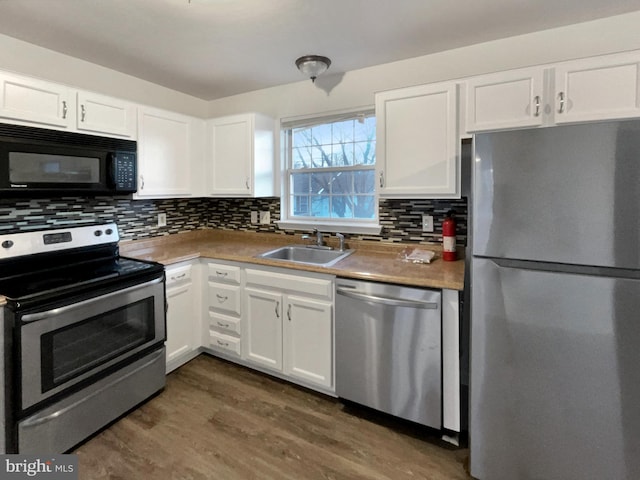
top-left (20, 276), bottom-right (164, 323)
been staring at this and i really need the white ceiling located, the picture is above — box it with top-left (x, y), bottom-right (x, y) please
top-left (0, 0), bottom-right (638, 101)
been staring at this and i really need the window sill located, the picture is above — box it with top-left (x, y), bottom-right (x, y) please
top-left (275, 220), bottom-right (382, 236)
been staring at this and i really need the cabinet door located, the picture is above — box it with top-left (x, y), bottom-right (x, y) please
top-left (76, 91), bottom-right (136, 138)
top-left (465, 67), bottom-right (544, 132)
top-left (283, 296), bottom-right (333, 389)
top-left (0, 73), bottom-right (71, 128)
top-left (136, 107), bottom-right (192, 197)
top-left (208, 115), bottom-right (252, 195)
top-left (166, 265), bottom-right (199, 371)
top-left (243, 287), bottom-right (283, 371)
top-left (554, 52), bottom-right (640, 124)
top-left (376, 82), bottom-right (459, 198)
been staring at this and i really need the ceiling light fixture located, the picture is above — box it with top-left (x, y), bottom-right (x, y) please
top-left (295, 55), bottom-right (331, 83)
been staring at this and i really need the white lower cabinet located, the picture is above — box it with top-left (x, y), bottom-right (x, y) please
top-left (283, 295), bottom-right (333, 389)
top-left (244, 287), bottom-right (283, 370)
top-left (165, 261), bottom-right (201, 373)
top-left (243, 267), bottom-right (334, 392)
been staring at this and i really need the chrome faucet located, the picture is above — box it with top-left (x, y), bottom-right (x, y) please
top-left (336, 232), bottom-right (346, 252)
top-left (301, 229), bottom-right (327, 248)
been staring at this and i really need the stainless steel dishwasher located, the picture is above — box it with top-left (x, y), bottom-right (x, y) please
top-left (335, 278), bottom-right (442, 429)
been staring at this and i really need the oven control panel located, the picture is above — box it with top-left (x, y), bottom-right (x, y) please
top-left (0, 223), bottom-right (120, 259)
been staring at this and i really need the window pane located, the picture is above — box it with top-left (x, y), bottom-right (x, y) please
top-left (353, 195), bottom-right (376, 219)
top-left (291, 173), bottom-right (310, 194)
top-left (332, 120), bottom-right (354, 144)
top-left (311, 146), bottom-right (330, 168)
top-left (293, 128), bottom-right (312, 148)
top-left (354, 116), bottom-right (376, 142)
top-left (331, 196), bottom-right (354, 219)
top-left (330, 171), bottom-right (353, 194)
top-left (332, 143), bottom-right (354, 166)
top-left (353, 170), bottom-right (374, 193)
top-left (310, 172), bottom-right (333, 194)
top-left (311, 124), bottom-right (332, 147)
top-left (292, 195), bottom-right (310, 216)
top-left (292, 147), bottom-right (312, 169)
top-left (310, 195), bottom-right (330, 217)
top-left (354, 140), bottom-right (375, 165)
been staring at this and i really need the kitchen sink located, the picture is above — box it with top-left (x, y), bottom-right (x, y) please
top-left (257, 245), bottom-right (354, 267)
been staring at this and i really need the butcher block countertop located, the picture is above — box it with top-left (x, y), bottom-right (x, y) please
top-left (119, 229), bottom-right (465, 291)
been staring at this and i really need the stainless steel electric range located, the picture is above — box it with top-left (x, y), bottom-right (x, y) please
top-left (0, 223), bottom-right (166, 453)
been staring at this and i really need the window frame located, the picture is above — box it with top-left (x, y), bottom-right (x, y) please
top-left (277, 109), bottom-right (381, 235)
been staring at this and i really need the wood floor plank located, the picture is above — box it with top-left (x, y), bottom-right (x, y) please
top-left (75, 354), bottom-right (470, 480)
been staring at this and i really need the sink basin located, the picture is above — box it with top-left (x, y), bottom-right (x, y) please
top-left (257, 245), bottom-right (354, 267)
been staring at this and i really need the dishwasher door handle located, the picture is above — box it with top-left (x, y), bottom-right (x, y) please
top-left (336, 288), bottom-right (438, 309)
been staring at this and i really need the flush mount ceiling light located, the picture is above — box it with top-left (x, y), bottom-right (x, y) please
top-left (295, 55), bottom-right (331, 83)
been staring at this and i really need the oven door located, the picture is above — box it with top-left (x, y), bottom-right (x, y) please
top-left (18, 276), bottom-right (165, 411)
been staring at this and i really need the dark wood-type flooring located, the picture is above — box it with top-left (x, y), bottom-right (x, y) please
top-left (75, 354), bottom-right (470, 479)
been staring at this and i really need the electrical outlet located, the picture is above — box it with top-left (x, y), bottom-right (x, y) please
top-left (422, 215), bottom-right (434, 233)
top-left (259, 211), bottom-right (270, 224)
top-left (250, 211), bottom-right (258, 224)
top-left (157, 213), bottom-right (167, 227)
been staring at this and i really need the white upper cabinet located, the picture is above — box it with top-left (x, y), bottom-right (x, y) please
top-left (135, 106), bottom-right (193, 198)
top-left (375, 82), bottom-right (460, 198)
top-left (553, 52), bottom-right (640, 124)
top-left (465, 67), bottom-right (545, 132)
top-left (76, 91), bottom-right (136, 138)
top-left (466, 51), bottom-right (640, 133)
top-left (0, 72), bottom-right (72, 128)
top-left (207, 113), bottom-right (274, 197)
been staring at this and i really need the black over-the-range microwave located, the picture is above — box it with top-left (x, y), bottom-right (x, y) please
top-left (0, 123), bottom-right (137, 196)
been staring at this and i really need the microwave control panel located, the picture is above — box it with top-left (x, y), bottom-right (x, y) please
top-left (111, 152), bottom-right (137, 192)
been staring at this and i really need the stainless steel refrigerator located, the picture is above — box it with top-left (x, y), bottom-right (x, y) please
top-left (470, 120), bottom-right (640, 480)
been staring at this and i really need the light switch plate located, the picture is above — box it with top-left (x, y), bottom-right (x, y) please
top-left (250, 211), bottom-right (258, 224)
top-left (259, 211), bottom-right (270, 224)
top-left (422, 215), bottom-right (434, 233)
top-left (157, 213), bottom-right (167, 227)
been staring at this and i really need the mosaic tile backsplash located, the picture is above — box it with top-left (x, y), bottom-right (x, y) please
top-left (0, 196), bottom-right (468, 245)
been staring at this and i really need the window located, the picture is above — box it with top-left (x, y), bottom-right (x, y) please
top-left (281, 111), bottom-right (378, 231)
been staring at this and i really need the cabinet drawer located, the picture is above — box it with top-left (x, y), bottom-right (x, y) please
top-left (207, 263), bottom-right (241, 284)
top-left (209, 330), bottom-right (241, 357)
top-left (165, 264), bottom-right (192, 286)
top-left (208, 283), bottom-right (241, 315)
top-left (245, 269), bottom-right (333, 299)
top-left (209, 311), bottom-right (241, 336)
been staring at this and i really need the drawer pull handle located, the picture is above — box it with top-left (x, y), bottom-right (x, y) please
top-left (81, 104), bottom-right (86, 122)
top-left (216, 271), bottom-right (228, 277)
top-left (533, 95), bottom-right (540, 117)
top-left (217, 340), bottom-right (229, 347)
top-left (217, 321), bottom-right (230, 328)
top-left (287, 304), bottom-right (292, 322)
top-left (275, 301), bottom-right (280, 318)
top-left (172, 273), bottom-right (186, 281)
top-left (62, 100), bottom-right (68, 119)
top-left (216, 294), bottom-right (228, 302)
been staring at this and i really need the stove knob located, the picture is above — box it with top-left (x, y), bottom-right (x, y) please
top-left (94, 230), bottom-right (103, 237)
top-left (1, 240), bottom-right (13, 249)
top-left (105, 228), bottom-right (113, 235)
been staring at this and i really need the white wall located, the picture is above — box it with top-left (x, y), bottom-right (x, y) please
top-left (207, 11), bottom-right (640, 120)
top-left (0, 34), bottom-right (208, 118)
